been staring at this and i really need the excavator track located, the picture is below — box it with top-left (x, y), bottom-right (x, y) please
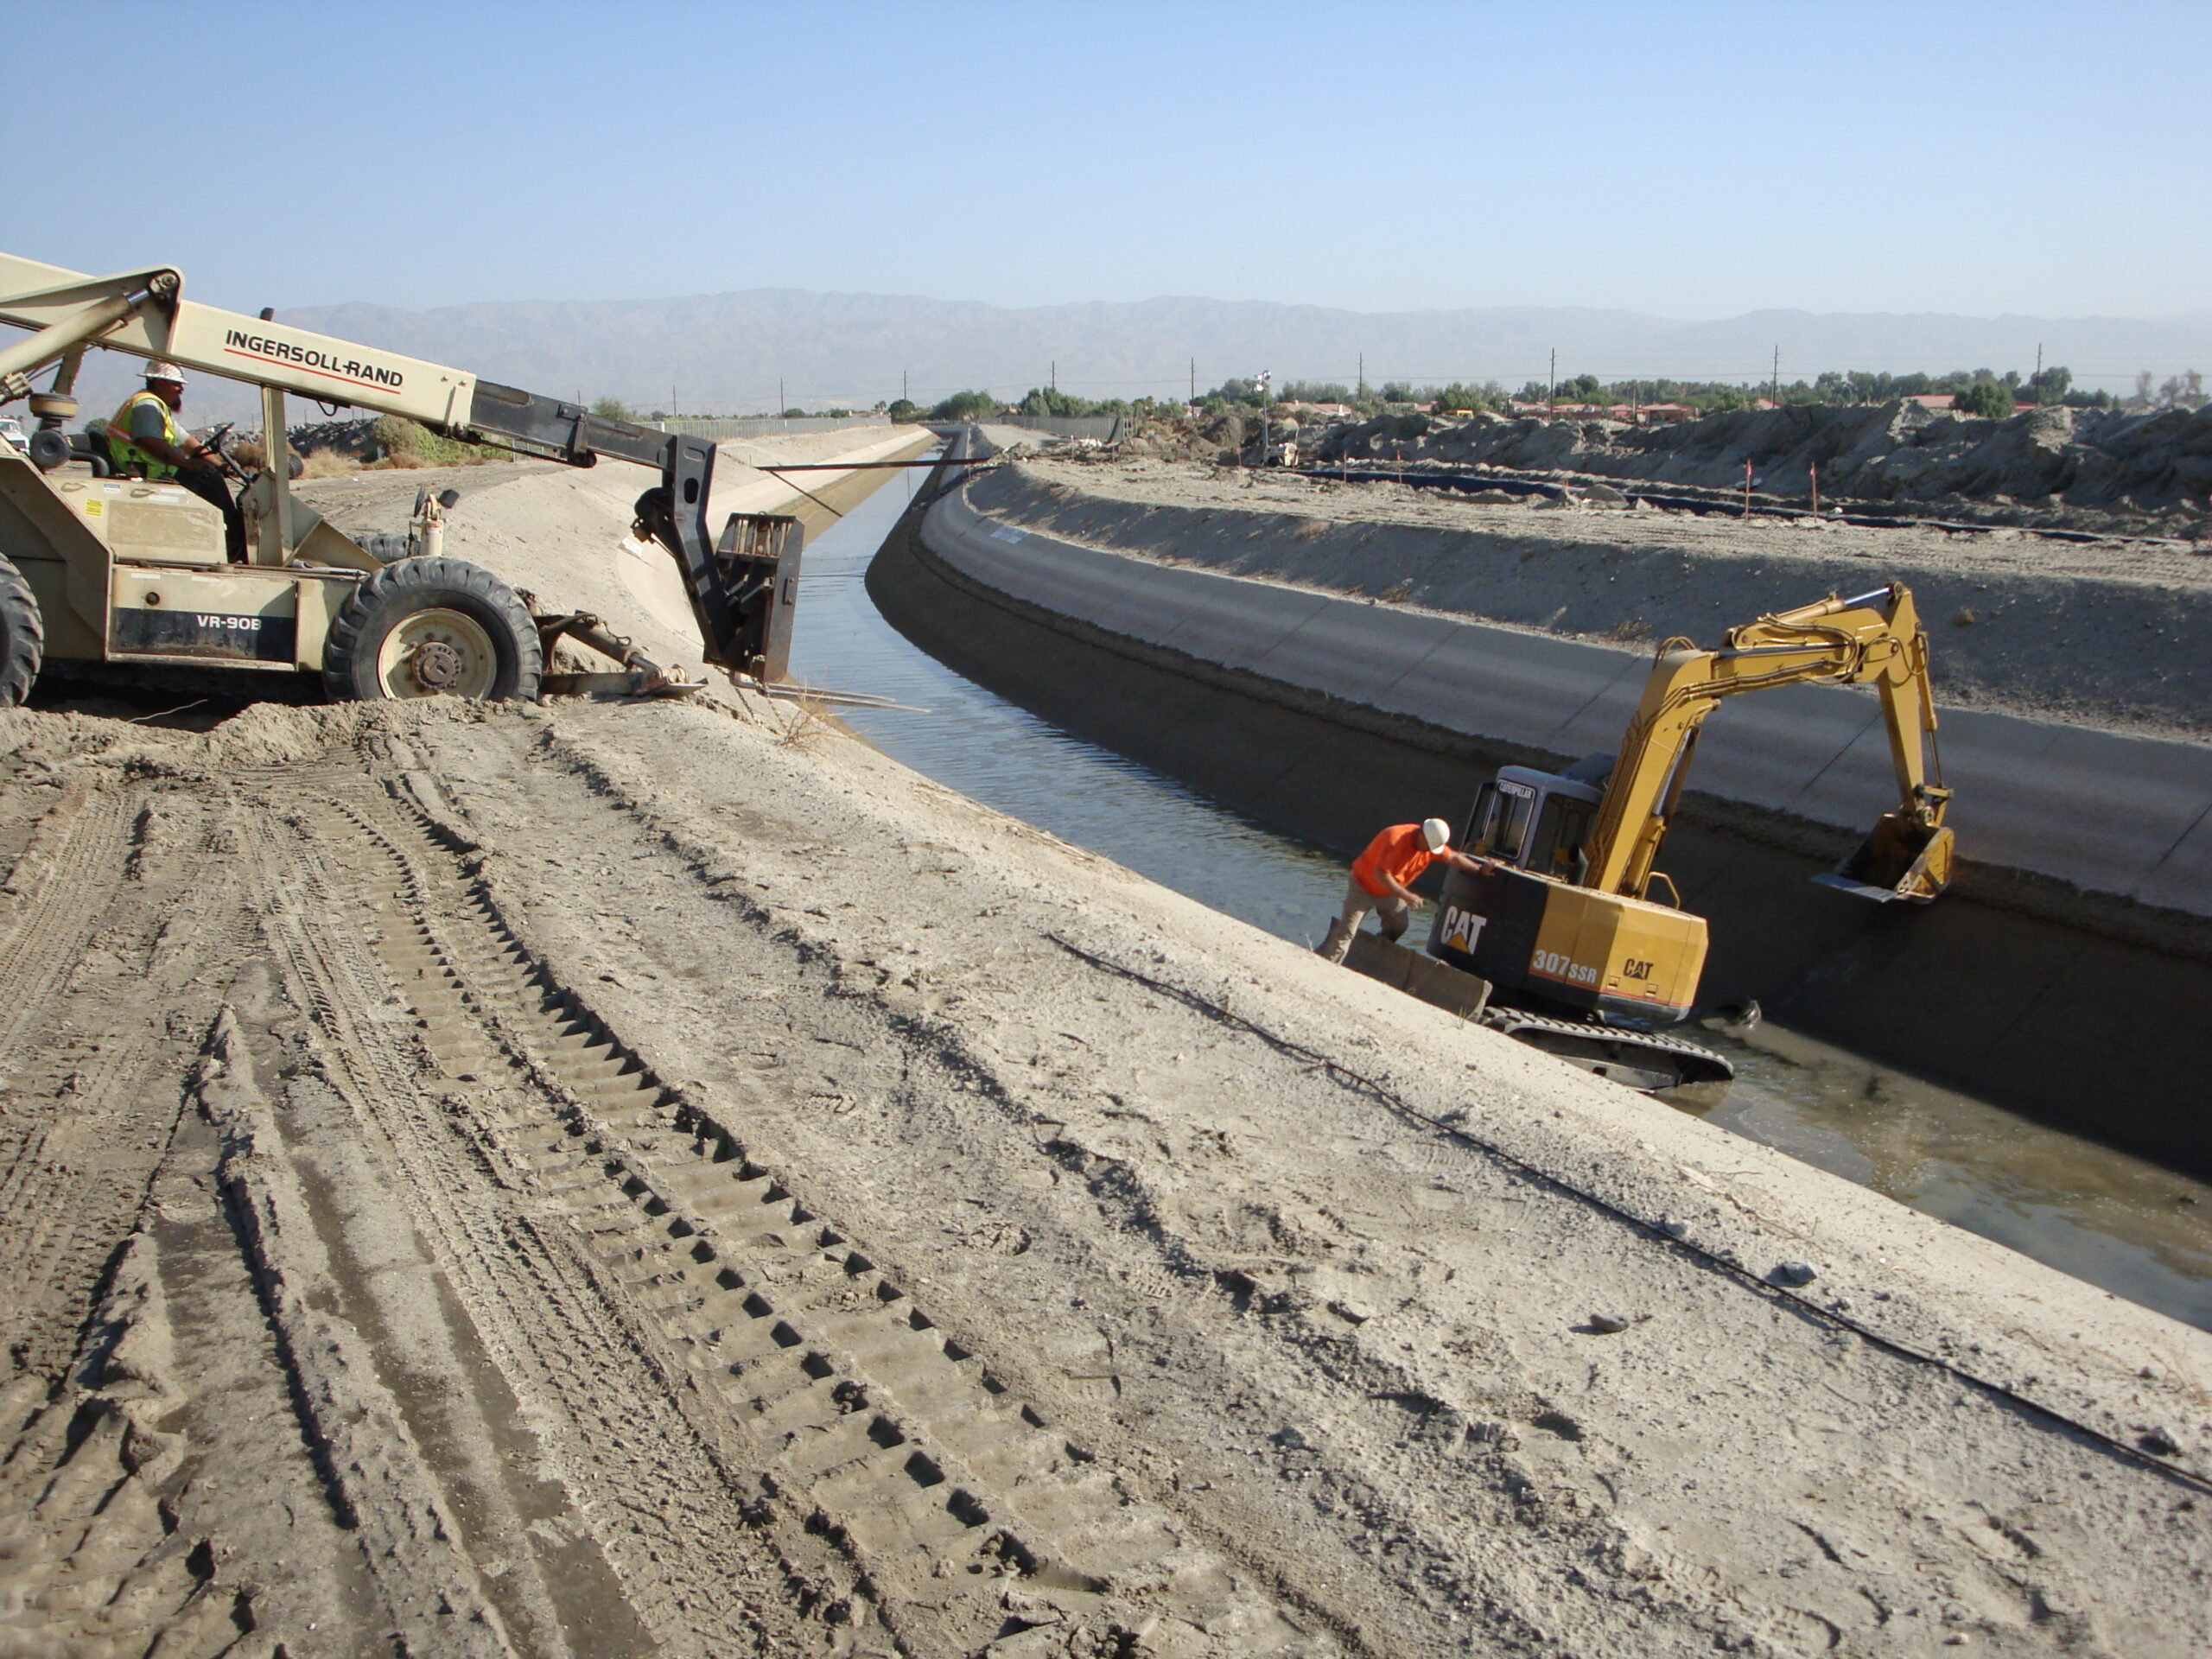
top-left (1479, 1006), bottom-right (1736, 1094)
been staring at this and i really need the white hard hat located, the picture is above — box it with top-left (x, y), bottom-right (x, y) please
top-left (143, 360), bottom-right (186, 385)
top-left (1421, 817), bottom-right (1451, 852)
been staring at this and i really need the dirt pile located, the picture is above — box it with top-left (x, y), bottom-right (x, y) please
top-left (4, 690), bottom-right (2209, 1656)
top-left (1310, 401), bottom-right (2212, 537)
top-left (1116, 410), bottom-right (1273, 465)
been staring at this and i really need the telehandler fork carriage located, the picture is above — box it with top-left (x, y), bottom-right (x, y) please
top-left (0, 252), bottom-right (804, 704)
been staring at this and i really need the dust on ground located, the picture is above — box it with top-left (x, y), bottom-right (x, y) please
top-left (979, 455), bottom-right (2212, 742)
top-left (3, 446), bottom-right (2209, 1657)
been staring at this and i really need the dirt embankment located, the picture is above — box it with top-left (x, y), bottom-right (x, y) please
top-left (973, 457), bottom-right (2212, 742)
top-left (1310, 401), bottom-right (2212, 540)
top-left (2, 448), bottom-right (2209, 1656)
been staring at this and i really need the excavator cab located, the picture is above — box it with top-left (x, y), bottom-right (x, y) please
top-left (1463, 755), bottom-right (1611, 881)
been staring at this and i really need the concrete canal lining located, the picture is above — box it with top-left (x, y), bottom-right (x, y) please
top-left (923, 481), bottom-right (2212, 919)
top-left (879, 448), bottom-right (2212, 1175)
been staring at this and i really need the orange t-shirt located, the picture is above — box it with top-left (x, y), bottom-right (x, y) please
top-left (1352, 823), bottom-right (1434, 899)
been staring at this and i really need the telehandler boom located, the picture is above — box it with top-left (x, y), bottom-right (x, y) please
top-left (0, 252), bottom-right (802, 703)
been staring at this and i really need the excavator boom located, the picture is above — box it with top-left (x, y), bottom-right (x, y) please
top-left (1581, 583), bottom-right (1952, 904)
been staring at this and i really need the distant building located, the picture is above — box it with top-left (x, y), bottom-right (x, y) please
top-left (1907, 393), bottom-right (1957, 410)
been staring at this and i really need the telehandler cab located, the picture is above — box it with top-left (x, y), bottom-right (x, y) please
top-left (0, 253), bottom-right (803, 705)
top-left (1341, 584), bottom-right (1955, 1093)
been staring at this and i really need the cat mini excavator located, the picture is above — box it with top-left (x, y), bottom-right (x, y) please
top-left (0, 252), bottom-right (804, 704)
top-left (1351, 584), bottom-right (1955, 1093)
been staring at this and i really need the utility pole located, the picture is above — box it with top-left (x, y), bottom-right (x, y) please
top-left (1770, 346), bottom-right (1779, 409)
top-left (779, 378), bottom-right (785, 416)
top-left (1358, 353), bottom-right (1366, 400)
top-left (1051, 360), bottom-right (1056, 393)
top-left (2034, 341), bottom-right (2044, 403)
top-left (672, 385), bottom-right (678, 418)
top-left (1548, 348), bottom-right (1555, 407)
top-left (902, 370), bottom-right (908, 405)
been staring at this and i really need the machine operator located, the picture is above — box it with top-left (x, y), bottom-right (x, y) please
top-left (106, 361), bottom-right (246, 560)
top-left (1319, 817), bottom-right (1491, 963)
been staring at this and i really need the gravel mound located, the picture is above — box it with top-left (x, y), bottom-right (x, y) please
top-left (1311, 400), bottom-right (2212, 537)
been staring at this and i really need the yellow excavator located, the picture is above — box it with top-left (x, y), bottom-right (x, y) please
top-left (1393, 584), bottom-right (1954, 1091)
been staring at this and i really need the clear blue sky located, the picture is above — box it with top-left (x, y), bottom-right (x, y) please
top-left (9, 1), bottom-right (2206, 321)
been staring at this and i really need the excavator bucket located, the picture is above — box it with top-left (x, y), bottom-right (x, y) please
top-left (1814, 815), bottom-right (1954, 904)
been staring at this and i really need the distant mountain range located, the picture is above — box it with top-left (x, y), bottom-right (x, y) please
top-left (59, 289), bottom-right (2212, 426)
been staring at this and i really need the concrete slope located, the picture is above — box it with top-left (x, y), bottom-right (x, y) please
top-left (922, 478), bottom-right (2212, 922)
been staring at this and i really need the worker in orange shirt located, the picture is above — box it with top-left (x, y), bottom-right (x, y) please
top-left (1319, 817), bottom-right (1490, 963)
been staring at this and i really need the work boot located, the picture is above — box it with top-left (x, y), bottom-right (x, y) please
top-left (1318, 918), bottom-right (1355, 963)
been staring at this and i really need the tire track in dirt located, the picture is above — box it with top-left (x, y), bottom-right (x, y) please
top-left (270, 747), bottom-right (1338, 1658)
top-left (0, 782), bottom-right (127, 1054)
top-left (0, 1374), bottom-right (271, 1658)
top-left (0, 783), bottom-right (246, 1378)
top-left (241, 762), bottom-right (814, 1658)
top-left (194, 1005), bottom-right (523, 1658)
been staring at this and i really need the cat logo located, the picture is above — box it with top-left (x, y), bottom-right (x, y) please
top-left (1440, 904), bottom-right (1487, 954)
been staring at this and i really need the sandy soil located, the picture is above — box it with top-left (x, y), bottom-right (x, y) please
top-left (978, 458), bottom-right (2212, 742)
top-left (2, 452), bottom-right (2209, 1656)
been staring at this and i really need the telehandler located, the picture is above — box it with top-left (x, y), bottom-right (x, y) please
top-left (1344, 584), bottom-right (1955, 1092)
top-left (0, 253), bottom-right (803, 705)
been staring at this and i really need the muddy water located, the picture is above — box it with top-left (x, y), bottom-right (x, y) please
top-left (789, 457), bottom-right (2212, 1332)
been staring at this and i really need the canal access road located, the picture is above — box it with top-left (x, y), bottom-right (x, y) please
top-left (1, 432), bottom-right (2202, 1656)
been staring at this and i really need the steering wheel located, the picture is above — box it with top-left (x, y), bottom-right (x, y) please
top-left (194, 422), bottom-right (244, 480)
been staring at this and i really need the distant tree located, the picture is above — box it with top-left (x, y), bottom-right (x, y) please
top-left (1019, 386), bottom-right (1102, 417)
top-left (2156, 371), bottom-right (2207, 410)
top-left (1203, 378), bottom-right (1267, 407)
top-left (591, 396), bottom-right (637, 422)
top-left (1555, 373), bottom-right (1604, 403)
top-left (781, 407), bottom-right (808, 418)
top-left (1279, 381), bottom-right (1353, 404)
top-left (1954, 380), bottom-right (2014, 419)
top-left (887, 397), bottom-right (920, 423)
top-left (929, 390), bottom-right (1001, 421)
top-left (1430, 382), bottom-right (1497, 414)
top-left (2034, 365), bottom-right (2073, 404)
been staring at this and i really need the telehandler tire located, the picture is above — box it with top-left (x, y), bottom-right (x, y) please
top-left (322, 556), bottom-right (540, 702)
top-left (0, 554), bottom-right (44, 708)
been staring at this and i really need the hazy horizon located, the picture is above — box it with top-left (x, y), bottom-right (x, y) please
top-left (11, 1), bottom-right (2208, 329)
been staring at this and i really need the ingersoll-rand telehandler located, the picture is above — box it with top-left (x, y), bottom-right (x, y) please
top-left (1344, 584), bottom-right (1955, 1093)
top-left (0, 252), bottom-right (804, 704)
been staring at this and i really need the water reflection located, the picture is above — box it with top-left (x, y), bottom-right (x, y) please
top-left (786, 454), bottom-right (2212, 1332)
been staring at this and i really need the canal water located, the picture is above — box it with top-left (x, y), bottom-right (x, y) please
top-left (788, 456), bottom-right (2212, 1332)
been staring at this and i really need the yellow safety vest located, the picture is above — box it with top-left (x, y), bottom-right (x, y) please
top-left (106, 389), bottom-right (188, 479)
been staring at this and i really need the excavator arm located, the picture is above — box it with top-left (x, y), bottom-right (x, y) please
top-left (0, 253), bottom-right (797, 680)
top-left (1581, 584), bottom-right (1953, 904)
